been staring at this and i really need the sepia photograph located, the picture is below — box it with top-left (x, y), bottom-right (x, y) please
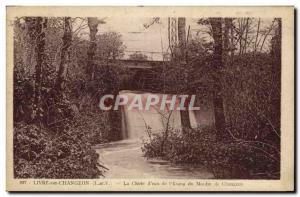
top-left (6, 6), bottom-right (294, 191)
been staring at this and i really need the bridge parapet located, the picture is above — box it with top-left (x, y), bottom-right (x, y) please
top-left (110, 59), bottom-right (168, 69)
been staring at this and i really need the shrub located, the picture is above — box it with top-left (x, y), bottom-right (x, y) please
top-left (14, 121), bottom-right (105, 179)
top-left (142, 126), bottom-right (280, 179)
top-left (223, 53), bottom-right (280, 142)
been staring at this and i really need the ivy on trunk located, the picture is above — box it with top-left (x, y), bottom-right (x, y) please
top-left (210, 18), bottom-right (227, 141)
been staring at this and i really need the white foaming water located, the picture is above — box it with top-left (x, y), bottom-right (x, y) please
top-left (119, 90), bottom-right (199, 141)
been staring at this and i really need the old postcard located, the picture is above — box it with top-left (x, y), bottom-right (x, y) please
top-left (6, 6), bottom-right (294, 191)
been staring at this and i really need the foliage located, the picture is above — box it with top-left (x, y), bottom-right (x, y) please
top-left (144, 51), bottom-right (281, 179)
top-left (96, 32), bottom-right (126, 60)
top-left (142, 126), bottom-right (280, 179)
top-left (223, 53), bottom-right (280, 142)
top-left (13, 17), bottom-right (127, 179)
top-left (14, 121), bottom-right (105, 178)
top-left (13, 16), bottom-right (127, 124)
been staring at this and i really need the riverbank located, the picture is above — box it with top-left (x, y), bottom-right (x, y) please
top-left (141, 126), bottom-right (280, 179)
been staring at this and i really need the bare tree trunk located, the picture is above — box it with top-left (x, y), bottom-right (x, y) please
top-left (55, 17), bottom-right (72, 93)
top-left (210, 18), bottom-right (227, 141)
top-left (87, 17), bottom-right (99, 80)
top-left (243, 18), bottom-right (249, 54)
top-left (254, 18), bottom-right (261, 53)
top-left (177, 17), bottom-right (191, 129)
top-left (23, 18), bottom-right (36, 76)
top-left (229, 18), bottom-right (235, 62)
top-left (238, 19), bottom-right (243, 55)
top-left (224, 18), bottom-right (231, 65)
top-left (259, 20), bottom-right (275, 52)
top-left (34, 17), bottom-right (47, 119)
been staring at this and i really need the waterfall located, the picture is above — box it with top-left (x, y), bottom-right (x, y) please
top-left (119, 90), bottom-right (201, 141)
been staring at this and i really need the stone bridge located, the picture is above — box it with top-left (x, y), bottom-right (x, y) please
top-left (109, 59), bottom-right (168, 92)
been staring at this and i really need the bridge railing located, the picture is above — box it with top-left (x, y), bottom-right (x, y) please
top-left (123, 50), bottom-right (171, 61)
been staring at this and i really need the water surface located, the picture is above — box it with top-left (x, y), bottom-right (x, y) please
top-left (95, 91), bottom-right (214, 179)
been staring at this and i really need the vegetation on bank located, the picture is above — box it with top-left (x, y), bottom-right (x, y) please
top-left (142, 126), bottom-right (280, 179)
top-left (142, 52), bottom-right (281, 179)
top-left (142, 17), bottom-right (281, 179)
top-left (13, 17), bottom-right (127, 178)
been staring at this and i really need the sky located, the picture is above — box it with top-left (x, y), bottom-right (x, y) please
top-left (92, 17), bottom-right (205, 60)
top-left (76, 17), bottom-right (274, 61)
top-left (99, 17), bottom-right (170, 60)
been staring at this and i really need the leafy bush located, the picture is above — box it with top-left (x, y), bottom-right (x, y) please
top-left (223, 53), bottom-right (280, 142)
top-left (14, 121), bottom-right (105, 178)
top-left (72, 110), bottom-right (120, 144)
top-left (142, 126), bottom-right (280, 179)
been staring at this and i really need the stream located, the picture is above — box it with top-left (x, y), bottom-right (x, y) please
top-left (95, 90), bottom-right (214, 179)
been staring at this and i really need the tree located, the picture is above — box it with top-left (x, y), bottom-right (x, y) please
top-left (55, 17), bottom-right (72, 93)
top-left (33, 17), bottom-right (48, 121)
top-left (254, 18), bottom-right (261, 53)
top-left (96, 32), bottom-right (125, 61)
top-left (177, 17), bottom-right (191, 129)
top-left (87, 17), bottom-right (100, 80)
top-left (209, 18), bottom-right (227, 141)
top-left (224, 18), bottom-right (233, 64)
